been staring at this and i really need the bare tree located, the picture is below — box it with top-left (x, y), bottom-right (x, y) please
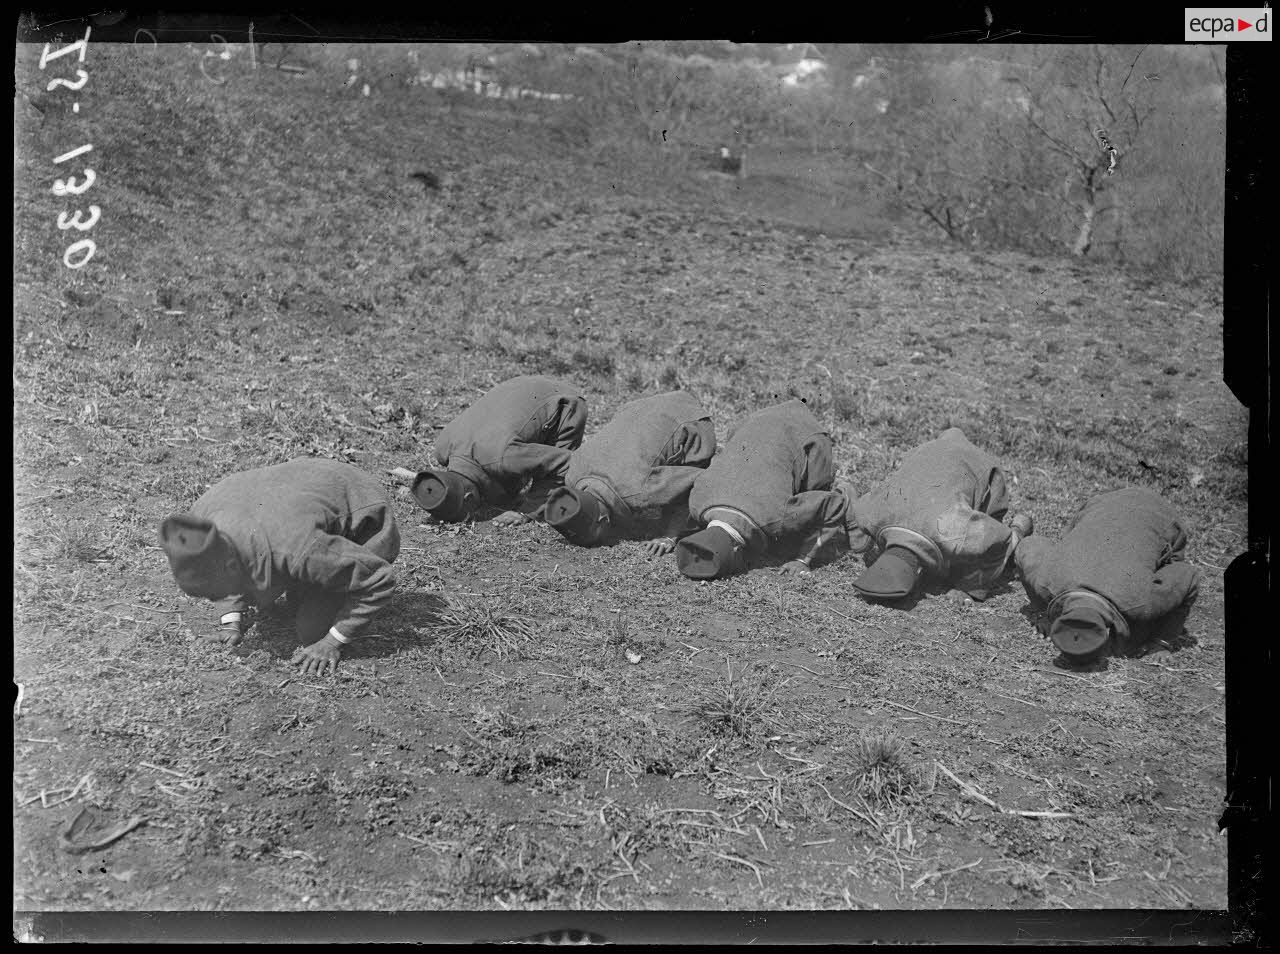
top-left (860, 53), bottom-right (1005, 242)
top-left (613, 44), bottom-right (714, 145)
top-left (784, 86), bottom-right (846, 156)
top-left (997, 45), bottom-right (1157, 257)
top-left (801, 43), bottom-right (1221, 274)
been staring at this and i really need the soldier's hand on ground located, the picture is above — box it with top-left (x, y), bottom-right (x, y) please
top-left (1008, 512), bottom-right (1034, 539)
top-left (292, 636), bottom-right (341, 676)
top-left (779, 560), bottom-right (812, 576)
top-left (492, 509), bottom-right (531, 526)
top-left (641, 538), bottom-right (676, 558)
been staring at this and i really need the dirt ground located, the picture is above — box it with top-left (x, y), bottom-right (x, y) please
top-left (13, 44), bottom-right (1242, 914)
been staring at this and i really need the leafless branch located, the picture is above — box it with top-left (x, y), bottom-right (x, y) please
top-left (920, 205), bottom-right (956, 237)
top-left (1005, 78), bottom-right (1090, 170)
top-left (972, 172), bottom-right (1062, 203)
top-left (1092, 47), bottom-right (1118, 125)
top-left (862, 161), bottom-right (898, 188)
top-left (1127, 99), bottom-right (1156, 137)
top-left (1025, 111), bottom-right (1090, 170)
top-left (1118, 44), bottom-right (1148, 97)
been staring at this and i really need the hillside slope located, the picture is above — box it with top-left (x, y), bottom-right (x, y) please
top-left (14, 44), bottom-right (1241, 913)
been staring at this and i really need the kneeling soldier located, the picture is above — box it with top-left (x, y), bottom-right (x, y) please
top-left (847, 427), bottom-right (1032, 603)
top-left (1013, 487), bottom-right (1201, 663)
top-left (159, 457), bottom-right (400, 676)
top-left (411, 375), bottom-right (587, 525)
top-left (544, 390), bottom-right (715, 550)
top-left (675, 399), bottom-right (850, 579)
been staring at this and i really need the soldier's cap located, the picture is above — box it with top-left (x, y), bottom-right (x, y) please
top-left (676, 526), bottom-right (747, 580)
top-left (852, 545), bottom-right (923, 602)
top-left (544, 486), bottom-right (610, 546)
top-left (1049, 602), bottom-right (1111, 663)
top-left (411, 469), bottom-right (480, 522)
top-left (158, 513), bottom-right (237, 596)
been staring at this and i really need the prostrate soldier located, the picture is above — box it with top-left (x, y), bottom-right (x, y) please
top-left (411, 375), bottom-right (587, 526)
top-left (674, 399), bottom-right (850, 579)
top-left (1013, 487), bottom-right (1201, 663)
top-left (846, 427), bottom-right (1032, 603)
top-left (544, 390), bottom-right (716, 550)
top-left (158, 458), bottom-right (400, 676)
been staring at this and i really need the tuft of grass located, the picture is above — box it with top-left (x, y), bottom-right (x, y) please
top-left (828, 376), bottom-right (859, 423)
top-left (545, 344), bottom-right (615, 379)
top-left (443, 829), bottom-right (599, 906)
top-left (840, 731), bottom-right (920, 812)
top-left (609, 729), bottom-right (705, 782)
top-left (457, 722), bottom-right (596, 789)
top-left (658, 362), bottom-right (681, 390)
top-left (433, 600), bottom-right (535, 658)
top-left (572, 664), bottom-right (609, 692)
top-left (51, 525), bottom-right (113, 564)
top-left (571, 346), bottom-right (616, 378)
top-left (471, 705), bottom-right (525, 740)
top-left (679, 659), bottom-right (791, 741)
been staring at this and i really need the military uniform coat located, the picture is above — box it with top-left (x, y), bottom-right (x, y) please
top-left (1013, 487), bottom-right (1201, 645)
top-left (687, 399), bottom-right (848, 565)
top-left (846, 428), bottom-right (1016, 599)
top-left (193, 458), bottom-right (400, 640)
top-left (565, 390), bottom-right (716, 539)
top-left (434, 375), bottom-right (587, 506)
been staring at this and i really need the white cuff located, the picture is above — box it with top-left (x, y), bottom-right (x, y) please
top-left (220, 612), bottom-right (242, 626)
top-left (707, 519), bottom-right (746, 547)
top-left (327, 627), bottom-right (350, 645)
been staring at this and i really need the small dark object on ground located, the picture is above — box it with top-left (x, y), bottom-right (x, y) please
top-left (715, 147), bottom-right (742, 176)
top-left (411, 171), bottom-right (442, 191)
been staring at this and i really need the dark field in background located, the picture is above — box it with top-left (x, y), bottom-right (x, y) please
top-left (13, 43), bottom-right (1242, 911)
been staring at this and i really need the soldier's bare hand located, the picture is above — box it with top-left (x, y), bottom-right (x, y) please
top-left (641, 538), bottom-right (676, 558)
top-left (492, 510), bottom-right (531, 527)
top-left (292, 637), bottom-right (341, 677)
top-left (779, 560), bottom-right (812, 576)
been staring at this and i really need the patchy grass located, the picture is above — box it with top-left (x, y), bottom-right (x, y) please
top-left (434, 601), bottom-right (537, 659)
top-left (679, 660), bottom-right (793, 741)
